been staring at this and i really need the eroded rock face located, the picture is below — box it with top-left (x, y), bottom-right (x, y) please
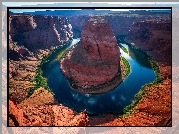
top-left (127, 18), bottom-right (171, 63)
top-left (60, 18), bottom-right (121, 93)
top-left (9, 95), bottom-right (89, 126)
top-left (126, 18), bottom-right (171, 79)
top-left (9, 14), bottom-right (73, 60)
top-left (9, 14), bottom-right (73, 104)
top-left (69, 15), bottom-right (136, 38)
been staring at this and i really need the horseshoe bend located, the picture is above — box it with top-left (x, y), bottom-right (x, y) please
top-left (7, 9), bottom-right (171, 127)
top-left (60, 18), bottom-right (124, 94)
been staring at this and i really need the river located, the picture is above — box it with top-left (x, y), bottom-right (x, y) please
top-left (41, 38), bottom-right (156, 115)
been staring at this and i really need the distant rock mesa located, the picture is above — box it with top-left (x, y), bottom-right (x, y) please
top-left (60, 18), bottom-right (121, 94)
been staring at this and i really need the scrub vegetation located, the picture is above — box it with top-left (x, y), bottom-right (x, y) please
top-left (28, 40), bottom-right (73, 97)
top-left (121, 58), bottom-right (163, 117)
top-left (119, 43), bottom-right (128, 54)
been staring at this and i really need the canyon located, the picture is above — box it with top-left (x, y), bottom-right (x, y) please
top-left (8, 14), bottom-right (88, 126)
top-left (69, 15), bottom-right (136, 38)
top-left (9, 15), bottom-right (73, 103)
top-left (8, 12), bottom-right (171, 126)
top-left (126, 18), bottom-right (171, 80)
top-left (87, 15), bottom-right (171, 126)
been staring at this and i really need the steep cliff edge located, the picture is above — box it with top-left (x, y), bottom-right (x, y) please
top-left (9, 14), bottom-right (73, 103)
top-left (9, 93), bottom-right (89, 126)
top-left (8, 13), bottom-right (171, 127)
top-left (69, 15), bottom-right (136, 38)
top-left (9, 15), bottom-right (73, 60)
top-left (60, 18), bottom-right (122, 94)
top-left (126, 18), bottom-right (171, 79)
top-left (8, 15), bottom-right (89, 126)
top-left (88, 17), bottom-right (171, 127)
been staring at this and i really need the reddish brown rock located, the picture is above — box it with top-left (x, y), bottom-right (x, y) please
top-left (126, 19), bottom-right (171, 64)
top-left (126, 18), bottom-right (171, 80)
top-left (9, 89), bottom-right (89, 126)
top-left (88, 17), bottom-right (171, 127)
top-left (60, 18), bottom-right (121, 93)
top-left (9, 98), bottom-right (28, 126)
top-left (88, 79), bottom-right (171, 127)
top-left (8, 14), bottom-right (73, 105)
top-left (9, 14), bottom-right (73, 60)
top-left (69, 15), bottom-right (137, 38)
top-left (66, 109), bottom-right (89, 126)
top-left (52, 104), bottom-right (74, 126)
top-left (9, 98), bottom-right (89, 126)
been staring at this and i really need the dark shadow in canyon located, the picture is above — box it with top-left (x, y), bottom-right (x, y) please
top-left (128, 46), bottom-right (152, 69)
top-left (117, 35), bottom-right (152, 69)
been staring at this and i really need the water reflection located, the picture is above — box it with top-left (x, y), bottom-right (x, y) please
top-left (128, 45), bottom-right (152, 68)
top-left (42, 39), bottom-right (156, 115)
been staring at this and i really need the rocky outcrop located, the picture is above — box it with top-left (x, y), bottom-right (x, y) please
top-left (84, 16), bottom-right (171, 127)
top-left (8, 14), bottom-right (78, 126)
top-left (66, 110), bottom-right (89, 126)
top-left (126, 18), bottom-right (171, 79)
top-left (69, 15), bottom-right (137, 38)
top-left (52, 105), bottom-right (88, 126)
top-left (9, 14), bottom-right (73, 103)
top-left (60, 18), bottom-right (121, 94)
top-left (89, 79), bottom-right (171, 126)
top-left (8, 12), bottom-right (171, 127)
top-left (9, 14), bottom-right (73, 60)
top-left (9, 94), bottom-right (89, 126)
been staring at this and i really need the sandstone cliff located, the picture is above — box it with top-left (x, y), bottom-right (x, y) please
top-left (8, 13), bottom-right (171, 127)
top-left (9, 93), bottom-right (89, 126)
top-left (8, 14), bottom-right (91, 127)
top-left (9, 14), bottom-right (73, 102)
top-left (69, 15), bottom-right (136, 38)
top-left (60, 18), bottom-right (121, 94)
top-left (9, 14), bottom-right (73, 61)
top-left (126, 18), bottom-right (171, 79)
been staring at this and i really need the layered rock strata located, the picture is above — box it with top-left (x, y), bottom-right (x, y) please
top-left (9, 15), bottom-right (73, 51)
top-left (88, 18), bottom-right (171, 126)
top-left (9, 93), bottom-right (89, 126)
top-left (9, 15), bottom-right (73, 62)
top-left (9, 14), bottom-right (73, 103)
top-left (60, 18), bottom-right (121, 94)
top-left (69, 15), bottom-right (136, 38)
top-left (126, 18), bottom-right (171, 79)
top-left (8, 14), bottom-right (90, 126)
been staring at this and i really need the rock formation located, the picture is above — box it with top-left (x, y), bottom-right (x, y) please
top-left (9, 96), bottom-right (89, 126)
top-left (9, 14), bottom-right (73, 61)
top-left (126, 18), bottom-right (171, 79)
top-left (8, 14), bottom-right (86, 127)
top-left (9, 14), bottom-right (73, 103)
top-left (9, 15), bottom-right (73, 48)
top-left (60, 18), bottom-right (121, 94)
top-left (69, 15), bottom-right (136, 38)
top-left (8, 12), bottom-right (171, 127)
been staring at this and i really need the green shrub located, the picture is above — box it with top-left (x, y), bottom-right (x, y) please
top-left (121, 56), bottom-right (130, 78)
top-left (28, 39), bottom-right (73, 97)
top-left (57, 49), bottom-right (66, 60)
top-left (119, 44), bottom-right (128, 54)
top-left (149, 60), bottom-right (163, 84)
top-left (28, 67), bottom-right (52, 97)
top-left (121, 59), bottom-right (163, 117)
